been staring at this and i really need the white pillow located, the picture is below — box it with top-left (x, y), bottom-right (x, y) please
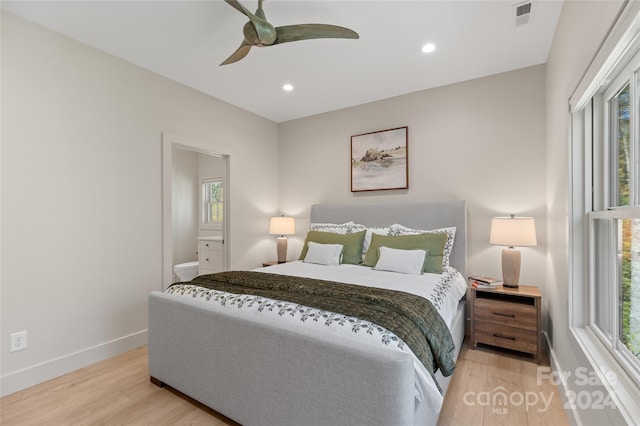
top-left (390, 224), bottom-right (456, 268)
top-left (373, 246), bottom-right (428, 275)
top-left (303, 241), bottom-right (344, 266)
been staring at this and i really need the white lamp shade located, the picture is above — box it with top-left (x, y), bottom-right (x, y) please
top-left (269, 217), bottom-right (295, 235)
top-left (489, 216), bottom-right (537, 247)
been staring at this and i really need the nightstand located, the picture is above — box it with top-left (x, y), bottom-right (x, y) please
top-left (470, 284), bottom-right (542, 364)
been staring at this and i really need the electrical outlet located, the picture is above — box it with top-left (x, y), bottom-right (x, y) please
top-left (10, 331), bottom-right (27, 352)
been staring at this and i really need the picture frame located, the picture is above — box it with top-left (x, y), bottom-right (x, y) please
top-left (351, 126), bottom-right (408, 192)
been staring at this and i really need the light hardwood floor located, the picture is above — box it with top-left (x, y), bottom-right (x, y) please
top-left (1, 342), bottom-right (569, 425)
top-left (439, 342), bottom-right (569, 425)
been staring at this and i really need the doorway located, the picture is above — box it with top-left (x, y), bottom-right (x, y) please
top-left (162, 132), bottom-right (231, 289)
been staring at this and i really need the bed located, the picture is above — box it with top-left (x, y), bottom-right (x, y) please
top-left (148, 200), bottom-right (468, 426)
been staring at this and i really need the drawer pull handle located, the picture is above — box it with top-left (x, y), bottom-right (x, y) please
top-left (492, 312), bottom-right (515, 318)
top-left (493, 333), bottom-right (516, 341)
top-left (206, 258), bottom-right (209, 262)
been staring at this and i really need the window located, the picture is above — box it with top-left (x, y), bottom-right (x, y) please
top-left (570, 39), bottom-right (640, 402)
top-left (609, 82), bottom-right (633, 207)
top-left (590, 214), bottom-right (640, 378)
top-left (588, 49), bottom-right (640, 382)
top-left (202, 178), bottom-right (223, 227)
top-left (569, 5), bottom-right (640, 419)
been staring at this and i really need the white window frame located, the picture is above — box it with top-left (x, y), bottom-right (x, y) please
top-left (590, 52), bottom-right (640, 385)
top-left (569, 3), bottom-right (640, 422)
top-left (602, 53), bottom-right (639, 209)
top-left (588, 211), bottom-right (640, 377)
top-left (200, 176), bottom-right (223, 231)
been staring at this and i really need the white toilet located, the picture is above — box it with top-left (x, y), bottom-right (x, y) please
top-left (174, 261), bottom-right (199, 282)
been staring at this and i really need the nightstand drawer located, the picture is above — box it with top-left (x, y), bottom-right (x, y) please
top-left (474, 298), bottom-right (537, 331)
top-left (474, 322), bottom-right (538, 354)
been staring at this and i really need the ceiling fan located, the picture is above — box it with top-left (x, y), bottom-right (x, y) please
top-left (221, 0), bottom-right (359, 65)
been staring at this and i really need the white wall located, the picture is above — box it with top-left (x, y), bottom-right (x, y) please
top-left (172, 147), bottom-right (199, 265)
top-left (279, 65), bottom-right (547, 295)
top-left (0, 11), bottom-right (280, 395)
top-left (545, 1), bottom-right (627, 424)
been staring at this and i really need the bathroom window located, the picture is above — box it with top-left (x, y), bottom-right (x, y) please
top-left (202, 178), bottom-right (223, 228)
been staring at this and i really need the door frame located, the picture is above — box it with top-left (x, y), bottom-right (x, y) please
top-left (162, 132), bottom-right (231, 289)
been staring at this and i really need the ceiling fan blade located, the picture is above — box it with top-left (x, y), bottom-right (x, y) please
top-left (224, 0), bottom-right (251, 17)
top-left (225, 0), bottom-right (276, 46)
top-left (274, 24), bottom-right (359, 45)
top-left (220, 42), bottom-right (252, 66)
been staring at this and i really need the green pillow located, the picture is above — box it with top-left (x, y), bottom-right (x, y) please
top-left (299, 230), bottom-right (366, 265)
top-left (362, 232), bottom-right (448, 273)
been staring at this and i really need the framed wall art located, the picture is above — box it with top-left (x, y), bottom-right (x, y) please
top-left (350, 126), bottom-right (408, 192)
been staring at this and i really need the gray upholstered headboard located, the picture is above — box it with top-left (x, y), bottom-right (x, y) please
top-left (310, 200), bottom-right (467, 277)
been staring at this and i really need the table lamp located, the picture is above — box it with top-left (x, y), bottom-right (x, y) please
top-left (489, 215), bottom-right (537, 288)
top-left (269, 216), bottom-right (295, 263)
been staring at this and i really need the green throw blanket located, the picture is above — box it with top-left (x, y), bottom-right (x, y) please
top-left (172, 270), bottom-right (456, 390)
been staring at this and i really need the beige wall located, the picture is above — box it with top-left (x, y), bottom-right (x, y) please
top-left (279, 65), bottom-right (547, 292)
top-left (172, 147), bottom-right (199, 265)
top-left (0, 11), bottom-right (279, 395)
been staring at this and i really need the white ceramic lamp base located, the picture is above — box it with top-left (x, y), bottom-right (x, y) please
top-left (276, 236), bottom-right (288, 263)
top-left (501, 248), bottom-right (521, 288)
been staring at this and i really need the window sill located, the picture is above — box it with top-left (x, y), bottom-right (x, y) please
top-left (199, 224), bottom-right (223, 231)
top-left (571, 326), bottom-right (640, 423)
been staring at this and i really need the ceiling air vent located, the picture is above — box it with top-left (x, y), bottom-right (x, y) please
top-left (514, 2), bottom-right (532, 26)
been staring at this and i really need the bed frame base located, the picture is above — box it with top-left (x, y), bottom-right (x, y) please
top-left (149, 376), bottom-right (165, 388)
top-left (149, 291), bottom-right (416, 426)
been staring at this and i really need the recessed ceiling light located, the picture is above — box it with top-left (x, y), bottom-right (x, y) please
top-left (421, 43), bottom-right (436, 54)
top-left (283, 83), bottom-right (294, 92)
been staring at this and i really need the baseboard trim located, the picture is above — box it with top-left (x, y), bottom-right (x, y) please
top-left (544, 331), bottom-right (580, 426)
top-left (0, 329), bottom-right (147, 397)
